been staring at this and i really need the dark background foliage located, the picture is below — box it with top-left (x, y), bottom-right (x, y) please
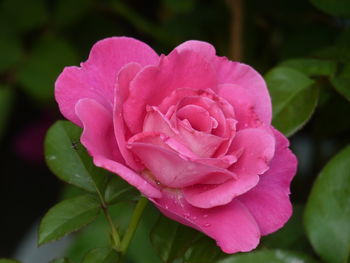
top-left (0, 0), bottom-right (349, 262)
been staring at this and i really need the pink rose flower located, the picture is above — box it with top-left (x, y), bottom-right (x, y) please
top-left (55, 37), bottom-right (297, 253)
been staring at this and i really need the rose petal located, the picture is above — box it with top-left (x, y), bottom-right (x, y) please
top-left (94, 156), bottom-right (162, 198)
top-left (159, 88), bottom-right (235, 121)
top-left (176, 104), bottom-right (213, 132)
top-left (229, 128), bottom-right (275, 176)
top-left (128, 140), bottom-right (235, 188)
top-left (183, 128), bottom-right (276, 209)
top-left (75, 98), bottom-right (123, 163)
top-left (238, 129), bottom-right (297, 235)
top-left (123, 49), bottom-right (218, 134)
top-left (214, 59), bottom-right (272, 124)
top-left (143, 106), bottom-right (226, 158)
top-left (183, 175), bottom-right (259, 209)
top-left (175, 40), bottom-right (216, 61)
top-left (114, 62), bottom-right (144, 171)
top-left (152, 191), bottom-right (260, 253)
top-left (174, 40), bottom-right (272, 124)
top-left (177, 120), bottom-right (226, 158)
top-left (177, 95), bottom-right (227, 137)
top-left (218, 84), bottom-right (263, 130)
top-left (143, 106), bottom-right (178, 137)
top-left (55, 37), bottom-right (159, 126)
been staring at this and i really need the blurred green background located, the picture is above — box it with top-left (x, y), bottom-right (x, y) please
top-left (0, 0), bottom-right (350, 262)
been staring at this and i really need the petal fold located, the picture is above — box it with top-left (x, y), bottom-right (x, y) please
top-left (153, 192), bottom-right (260, 254)
top-left (56, 37), bottom-right (159, 126)
top-left (238, 129), bottom-right (297, 235)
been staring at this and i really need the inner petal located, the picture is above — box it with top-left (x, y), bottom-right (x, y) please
top-left (177, 96), bottom-right (227, 137)
top-left (176, 105), bottom-right (213, 132)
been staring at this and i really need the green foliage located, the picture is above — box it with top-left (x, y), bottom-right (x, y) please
top-left (18, 35), bottom-right (78, 102)
top-left (304, 145), bottom-right (350, 263)
top-left (0, 26), bottom-right (22, 73)
top-left (184, 236), bottom-right (226, 263)
top-left (331, 62), bottom-right (350, 101)
top-left (53, 0), bottom-right (93, 28)
top-left (49, 258), bottom-right (72, 263)
top-left (310, 0), bottom-right (350, 18)
top-left (38, 194), bottom-right (101, 246)
top-left (0, 0), bottom-right (47, 32)
top-left (104, 176), bottom-right (139, 205)
top-left (150, 216), bottom-right (201, 263)
top-left (81, 248), bottom-right (119, 263)
top-left (218, 249), bottom-right (318, 263)
top-left (163, 0), bottom-right (196, 14)
top-left (0, 259), bottom-right (21, 263)
top-left (45, 121), bottom-right (109, 194)
top-left (265, 67), bottom-right (318, 137)
top-left (279, 58), bottom-right (337, 77)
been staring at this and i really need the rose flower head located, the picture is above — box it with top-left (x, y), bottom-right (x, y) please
top-left (55, 37), bottom-right (297, 253)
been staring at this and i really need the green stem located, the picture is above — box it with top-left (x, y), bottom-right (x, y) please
top-left (96, 186), bottom-right (121, 252)
top-left (120, 196), bottom-right (148, 257)
top-left (102, 204), bottom-right (121, 251)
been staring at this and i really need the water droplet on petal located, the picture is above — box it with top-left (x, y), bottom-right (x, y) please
top-left (203, 214), bottom-right (208, 218)
top-left (204, 223), bottom-right (211, 227)
top-left (183, 212), bottom-right (190, 218)
top-left (191, 216), bottom-right (197, 220)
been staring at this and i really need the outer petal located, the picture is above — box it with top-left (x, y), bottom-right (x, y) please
top-left (238, 129), bottom-right (297, 235)
top-left (175, 40), bottom-right (216, 60)
top-left (174, 40), bottom-right (272, 124)
top-left (75, 98), bottom-right (161, 198)
top-left (94, 157), bottom-right (162, 198)
top-left (128, 141), bottom-right (235, 188)
top-left (229, 128), bottom-right (275, 176)
top-left (152, 191), bottom-right (260, 253)
top-left (183, 128), bottom-right (275, 209)
top-left (214, 59), bottom-right (272, 124)
top-left (75, 98), bottom-right (123, 162)
top-left (123, 49), bottom-right (218, 134)
top-left (218, 84), bottom-right (263, 130)
top-left (114, 62), bottom-right (144, 171)
top-left (55, 37), bottom-right (159, 126)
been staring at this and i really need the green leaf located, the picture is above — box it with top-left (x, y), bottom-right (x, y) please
top-left (331, 63), bottom-right (350, 102)
top-left (0, 85), bottom-right (14, 140)
top-left (49, 258), bottom-right (72, 263)
top-left (45, 120), bottom-right (109, 194)
top-left (150, 216), bottom-right (201, 263)
top-left (38, 194), bottom-right (101, 246)
top-left (104, 176), bottom-right (139, 205)
top-left (304, 144), bottom-right (350, 263)
top-left (81, 248), bottom-right (119, 263)
top-left (265, 67), bottom-right (318, 137)
top-left (218, 249), bottom-right (318, 263)
top-left (185, 236), bottom-right (226, 263)
top-left (0, 259), bottom-right (21, 263)
top-left (18, 35), bottom-right (78, 102)
top-left (279, 58), bottom-right (337, 77)
top-left (310, 0), bottom-right (350, 18)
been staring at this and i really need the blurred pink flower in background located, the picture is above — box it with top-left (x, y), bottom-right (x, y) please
top-left (14, 116), bottom-right (52, 164)
top-left (55, 37), bottom-right (297, 253)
